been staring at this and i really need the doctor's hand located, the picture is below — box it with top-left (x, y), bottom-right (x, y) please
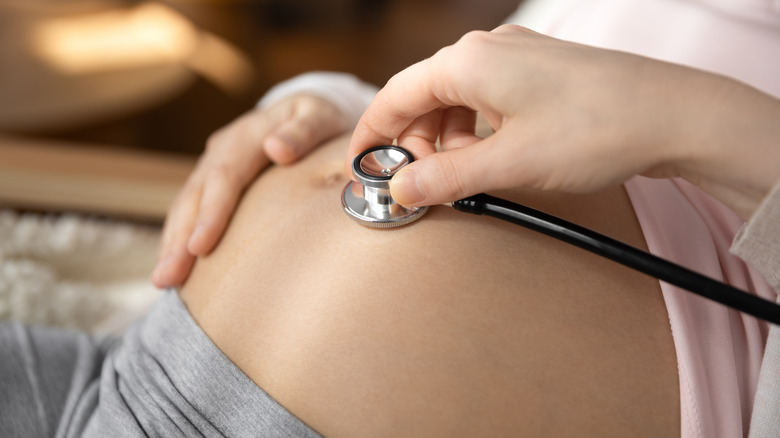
top-left (153, 95), bottom-right (348, 288)
top-left (348, 24), bottom-right (780, 220)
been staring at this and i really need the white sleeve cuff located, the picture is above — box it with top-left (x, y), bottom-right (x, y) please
top-left (256, 71), bottom-right (379, 129)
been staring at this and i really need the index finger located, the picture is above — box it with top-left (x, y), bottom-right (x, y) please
top-left (346, 53), bottom-right (457, 165)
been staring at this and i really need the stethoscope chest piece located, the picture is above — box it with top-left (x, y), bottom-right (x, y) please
top-left (341, 145), bottom-right (429, 228)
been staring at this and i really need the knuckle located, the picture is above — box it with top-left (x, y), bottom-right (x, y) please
top-left (457, 29), bottom-right (491, 48)
top-left (300, 99), bottom-right (345, 131)
top-left (295, 94), bottom-right (327, 112)
top-left (493, 23), bottom-right (522, 33)
top-left (205, 129), bottom-right (227, 154)
top-left (437, 31), bottom-right (491, 84)
top-left (207, 163), bottom-right (241, 192)
top-left (291, 119), bottom-right (317, 144)
top-left (437, 155), bottom-right (472, 200)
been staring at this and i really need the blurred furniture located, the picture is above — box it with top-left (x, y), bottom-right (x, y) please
top-left (0, 135), bottom-right (195, 221)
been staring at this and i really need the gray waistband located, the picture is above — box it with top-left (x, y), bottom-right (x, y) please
top-left (85, 289), bottom-right (321, 437)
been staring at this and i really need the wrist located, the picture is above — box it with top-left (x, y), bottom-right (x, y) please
top-left (257, 71), bottom-right (379, 129)
top-left (672, 73), bottom-right (780, 219)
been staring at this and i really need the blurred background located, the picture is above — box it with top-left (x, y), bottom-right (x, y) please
top-left (0, 0), bottom-right (522, 221)
top-left (1, 0), bottom-right (520, 157)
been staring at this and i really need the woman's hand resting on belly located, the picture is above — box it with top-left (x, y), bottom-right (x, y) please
top-left (152, 94), bottom-right (349, 288)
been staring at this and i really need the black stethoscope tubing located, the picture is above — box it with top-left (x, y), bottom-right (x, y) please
top-left (453, 193), bottom-right (780, 325)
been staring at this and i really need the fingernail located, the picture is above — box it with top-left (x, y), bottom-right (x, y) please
top-left (391, 168), bottom-right (425, 206)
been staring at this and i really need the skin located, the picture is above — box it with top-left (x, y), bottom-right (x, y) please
top-left (152, 95), bottom-right (348, 287)
top-left (348, 25), bottom-right (780, 220)
top-left (179, 134), bottom-right (679, 437)
top-left (153, 26), bottom-right (780, 289)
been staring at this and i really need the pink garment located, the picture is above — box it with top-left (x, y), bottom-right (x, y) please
top-left (537, 0), bottom-right (780, 99)
top-left (511, 1), bottom-right (780, 436)
top-left (626, 177), bottom-right (776, 437)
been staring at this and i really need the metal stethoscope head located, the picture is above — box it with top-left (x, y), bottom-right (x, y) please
top-left (341, 145), bottom-right (430, 228)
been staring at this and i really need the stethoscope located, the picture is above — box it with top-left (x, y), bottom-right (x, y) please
top-left (342, 145), bottom-right (780, 325)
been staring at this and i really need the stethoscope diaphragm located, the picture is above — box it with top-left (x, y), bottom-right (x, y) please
top-left (341, 145), bottom-right (429, 228)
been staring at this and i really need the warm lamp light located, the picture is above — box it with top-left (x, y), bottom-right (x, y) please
top-left (32, 2), bottom-right (254, 95)
top-left (33, 3), bottom-right (197, 73)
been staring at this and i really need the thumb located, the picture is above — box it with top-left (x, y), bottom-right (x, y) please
top-left (264, 104), bottom-right (347, 165)
top-left (390, 142), bottom-right (494, 206)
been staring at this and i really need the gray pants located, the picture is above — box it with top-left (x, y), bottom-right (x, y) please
top-left (0, 290), bottom-right (321, 437)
